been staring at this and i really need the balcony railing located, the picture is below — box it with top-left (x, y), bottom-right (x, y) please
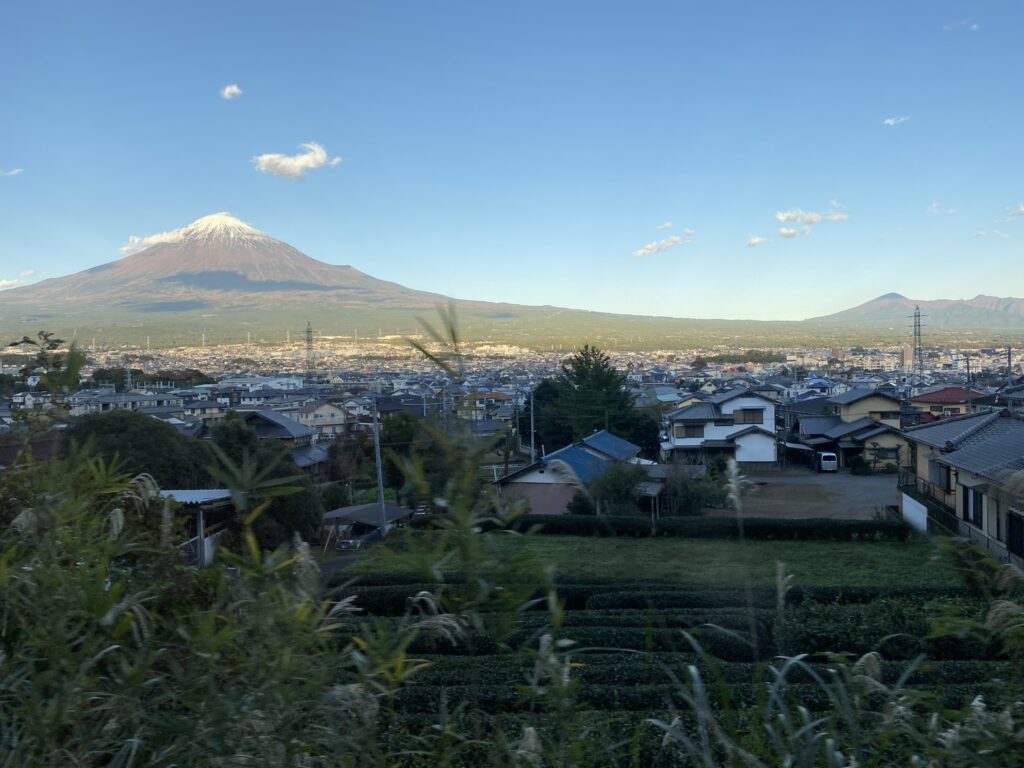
top-left (897, 469), bottom-right (955, 512)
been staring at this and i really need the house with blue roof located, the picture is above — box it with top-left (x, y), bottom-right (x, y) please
top-left (496, 429), bottom-right (661, 515)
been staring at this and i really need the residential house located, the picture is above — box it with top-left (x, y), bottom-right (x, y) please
top-left (899, 409), bottom-right (1024, 569)
top-left (661, 389), bottom-right (778, 468)
top-left (291, 400), bottom-right (347, 438)
top-left (231, 409), bottom-right (330, 481)
top-left (828, 388), bottom-right (901, 428)
top-left (909, 386), bottom-right (985, 420)
top-left (790, 389), bottom-right (906, 468)
top-left (497, 430), bottom-right (661, 515)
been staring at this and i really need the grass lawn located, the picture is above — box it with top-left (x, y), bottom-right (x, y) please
top-left (349, 533), bottom-right (959, 588)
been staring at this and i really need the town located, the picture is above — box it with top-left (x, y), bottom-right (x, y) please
top-left (3, 329), bottom-right (1022, 572)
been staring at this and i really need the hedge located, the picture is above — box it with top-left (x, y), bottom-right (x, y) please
top-left (511, 514), bottom-right (911, 541)
top-left (342, 579), bottom-right (968, 616)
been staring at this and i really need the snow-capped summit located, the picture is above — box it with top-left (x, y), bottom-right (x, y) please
top-left (4, 212), bottom-right (442, 311)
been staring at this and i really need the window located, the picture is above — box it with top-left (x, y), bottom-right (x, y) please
top-left (684, 424), bottom-right (705, 438)
top-left (734, 409), bottom-right (764, 424)
top-left (879, 411), bottom-right (900, 420)
top-left (962, 487), bottom-right (983, 528)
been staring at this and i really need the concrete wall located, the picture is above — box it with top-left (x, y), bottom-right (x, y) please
top-left (901, 493), bottom-right (928, 532)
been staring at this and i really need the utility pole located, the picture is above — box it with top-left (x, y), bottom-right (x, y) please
top-left (371, 399), bottom-right (386, 530)
top-left (529, 388), bottom-right (536, 463)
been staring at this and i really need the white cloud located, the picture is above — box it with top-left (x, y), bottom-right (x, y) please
top-left (19, 270), bottom-right (34, 278)
top-left (778, 227), bottom-right (803, 239)
top-left (0, 278), bottom-right (21, 289)
top-left (747, 236), bottom-right (766, 247)
top-left (120, 226), bottom-right (186, 255)
top-left (883, 116), bottom-right (910, 127)
top-left (972, 230), bottom-right (988, 239)
top-left (928, 202), bottom-right (957, 216)
top-left (995, 229), bottom-right (1009, 240)
top-left (656, 222), bottom-right (673, 230)
top-left (1007, 203), bottom-right (1024, 219)
top-left (775, 208), bottom-right (848, 226)
top-left (632, 229), bottom-right (694, 257)
top-left (253, 142), bottom-right (342, 179)
top-left (943, 19), bottom-right (980, 32)
top-left (220, 84), bottom-right (243, 100)
top-left (0, 168), bottom-right (23, 177)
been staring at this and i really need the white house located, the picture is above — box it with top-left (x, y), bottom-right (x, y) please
top-left (661, 389), bottom-right (778, 467)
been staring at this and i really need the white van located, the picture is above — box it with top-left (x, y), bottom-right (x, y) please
top-left (816, 452), bottom-right (839, 473)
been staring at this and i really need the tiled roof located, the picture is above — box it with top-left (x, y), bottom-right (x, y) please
top-left (798, 415), bottom-right (842, 436)
top-left (665, 402), bottom-right (719, 421)
top-left (903, 409), bottom-right (1002, 449)
top-left (911, 386), bottom-right (986, 404)
top-left (828, 388), bottom-right (899, 405)
top-left (934, 420), bottom-right (1024, 479)
top-left (825, 417), bottom-right (880, 439)
top-left (238, 409), bottom-right (315, 439)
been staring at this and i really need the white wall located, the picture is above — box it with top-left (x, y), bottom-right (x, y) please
top-left (902, 493), bottom-right (928, 532)
top-left (734, 431), bottom-right (777, 462)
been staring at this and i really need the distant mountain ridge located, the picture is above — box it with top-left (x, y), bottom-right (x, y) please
top-left (810, 293), bottom-right (1024, 329)
top-left (2, 213), bottom-right (1024, 345)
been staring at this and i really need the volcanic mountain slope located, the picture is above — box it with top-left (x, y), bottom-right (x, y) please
top-left (809, 293), bottom-right (1024, 329)
top-left (5, 213), bottom-right (451, 313)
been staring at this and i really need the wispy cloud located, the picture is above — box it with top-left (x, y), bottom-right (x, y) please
top-left (943, 19), bottom-right (980, 32)
top-left (971, 230), bottom-right (988, 239)
top-left (928, 202), bottom-right (957, 216)
top-left (220, 83), bottom-right (243, 100)
top-left (632, 229), bottom-right (694, 258)
top-left (883, 116), bottom-right (910, 127)
top-left (0, 278), bottom-right (22, 290)
top-left (776, 209), bottom-right (848, 225)
top-left (120, 226), bottom-right (186, 255)
top-left (747, 236), bottom-right (767, 247)
top-left (995, 229), bottom-right (1009, 240)
top-left (254, 142), bottom-right (341, 179)
top-left (775, 203), bottom-right (848, 239)
top-left (0, 168), bottom-right (23, 177)
top-left (19, 270), bottom-right (34, 278)
top-left (655, 222), bottom-right (673, 230)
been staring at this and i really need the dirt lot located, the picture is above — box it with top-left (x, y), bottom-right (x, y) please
top-left (732, 470), bottom-right (899, 520)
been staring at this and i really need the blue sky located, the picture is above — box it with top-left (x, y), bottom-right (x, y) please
top-left (2, 1), bottom-right (1022, 320)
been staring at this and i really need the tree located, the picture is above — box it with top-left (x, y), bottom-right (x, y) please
top-left (588, 462), bottom-right (648, 515)
top-left (527, 345), bottom-right (659, 458)
top-left (380, 411), bottom-right (419, 490)
top-left (558, 345), bottom-right (634, 440)
top-left (65, 410), bottom-right (214, 489)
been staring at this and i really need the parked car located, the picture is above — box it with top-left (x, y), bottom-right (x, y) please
top-left (815, 451), bottom-right (839, 472)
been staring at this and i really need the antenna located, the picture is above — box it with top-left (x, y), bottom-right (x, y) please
top-left (305, 321), bottom-right (315, 384)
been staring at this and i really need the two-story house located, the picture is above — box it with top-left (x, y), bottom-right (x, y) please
top-left (661, 389), bottom-right (777, 468)
top-left (899, 409), bottom-right (1024, 569)
top-left (789, 388), bottom-right (906, 468)
top-left (909, 386), bottom-right (985, 420)
top-left (291, 400), bottom-right (347, 438)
